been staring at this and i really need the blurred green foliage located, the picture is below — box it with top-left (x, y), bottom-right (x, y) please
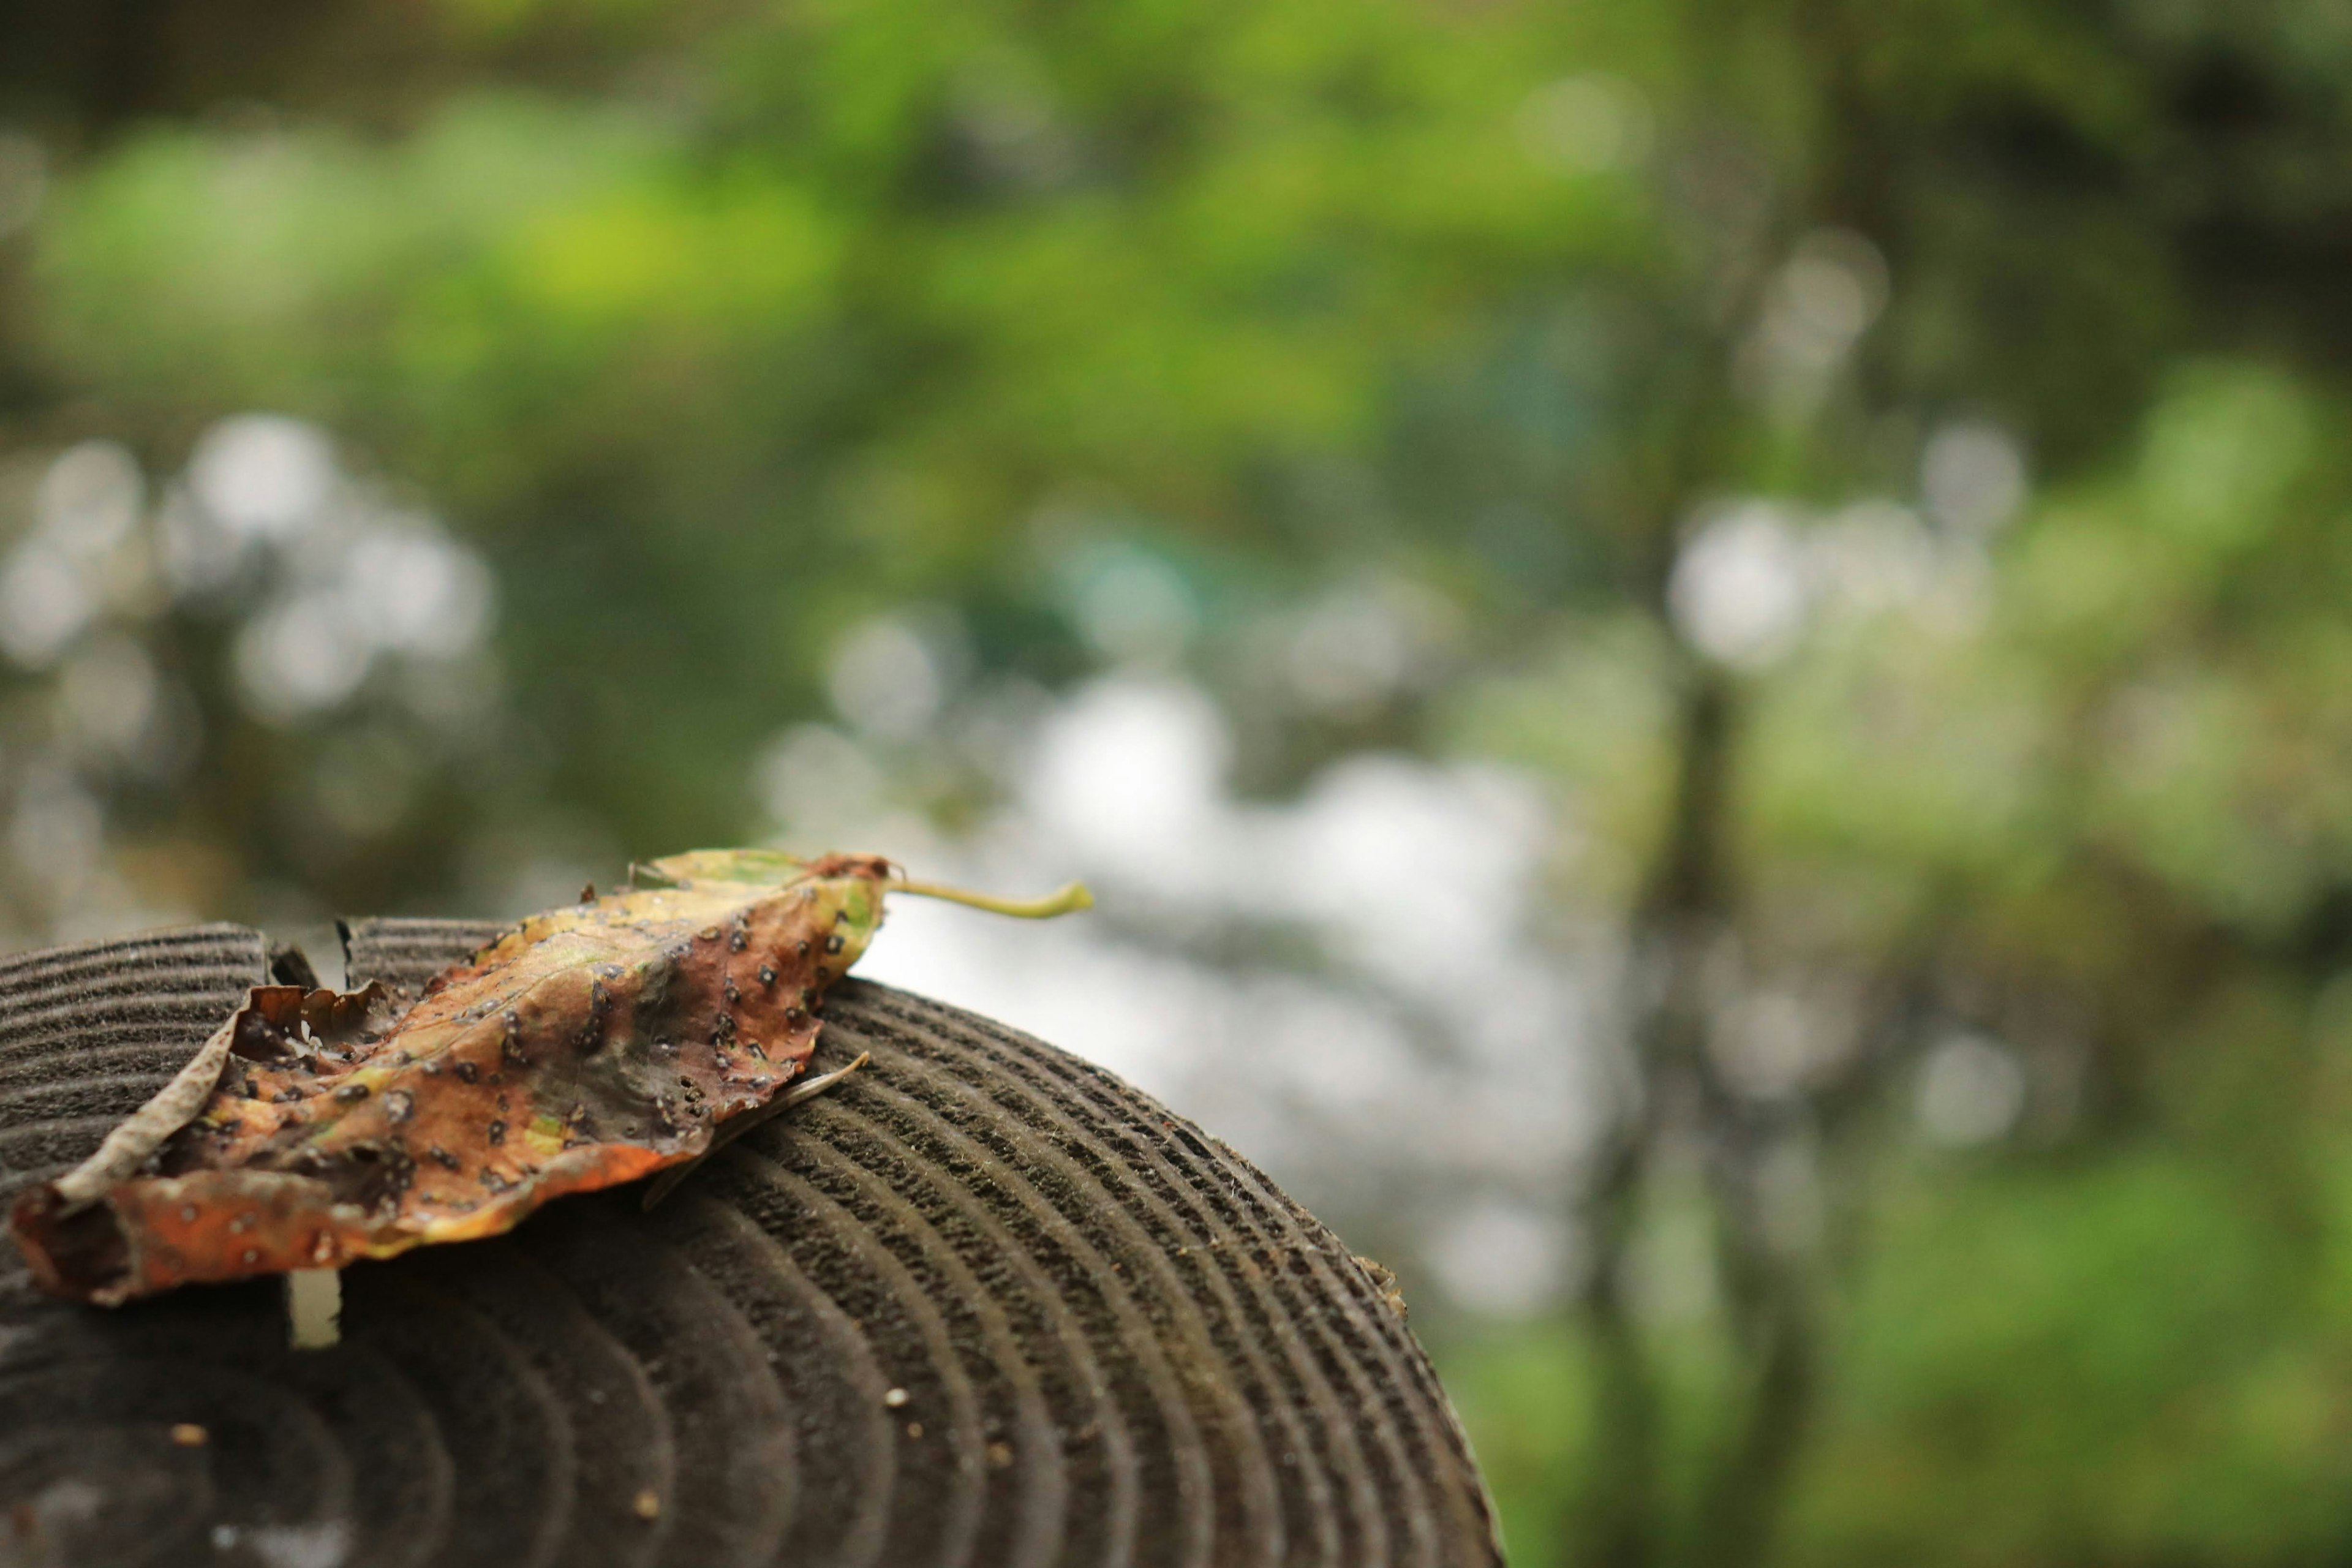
top-left (13, 0), bottom-right (2352, 1562)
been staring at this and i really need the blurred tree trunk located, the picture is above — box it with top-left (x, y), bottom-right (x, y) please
top-left (1565, 641), bottom-right (1920, 1567)
top-left (1563, 668), bottom-right (1739, 1568)
top-left (1571, 1114), bottom-right (1664, 1568)
top-left (1690, 1148), bottom-right (1820, 1568)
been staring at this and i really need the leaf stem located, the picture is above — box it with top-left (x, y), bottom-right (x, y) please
top-left (892, 879), bottom-right (1095, 919)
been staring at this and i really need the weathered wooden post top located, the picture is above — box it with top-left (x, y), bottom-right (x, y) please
top-left (0, 920), bottom-right (1502, 1567)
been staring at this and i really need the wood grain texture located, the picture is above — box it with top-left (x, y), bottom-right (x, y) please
top-left (0, 919), bottom-right (1503, 1568)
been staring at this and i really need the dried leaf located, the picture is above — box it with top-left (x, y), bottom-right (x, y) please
top-left (10, 849), bottom-right (1088, 1303)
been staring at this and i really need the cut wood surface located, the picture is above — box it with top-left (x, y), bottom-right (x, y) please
top-left (0, 921), bottom-right (1504, 1568)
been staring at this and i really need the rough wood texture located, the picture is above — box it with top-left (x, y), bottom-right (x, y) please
top-left (0, 920), bottom-right (1503, 1568)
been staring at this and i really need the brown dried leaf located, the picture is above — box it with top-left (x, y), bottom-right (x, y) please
top-left (13, 850), bottom-right (911, 1302)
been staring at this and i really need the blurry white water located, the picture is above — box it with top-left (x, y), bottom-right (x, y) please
top-left (775, 673), bottom-right (1608, 1317)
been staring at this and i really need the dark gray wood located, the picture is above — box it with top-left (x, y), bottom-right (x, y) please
top-left (0, 919), bottom-right (1503, 1567)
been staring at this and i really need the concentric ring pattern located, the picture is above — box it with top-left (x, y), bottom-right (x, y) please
top-left (0, 920), bottom-right (1502, 1567)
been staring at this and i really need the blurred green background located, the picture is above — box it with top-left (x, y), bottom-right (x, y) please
top-left (11, 1), bottom-right (2352, 1562)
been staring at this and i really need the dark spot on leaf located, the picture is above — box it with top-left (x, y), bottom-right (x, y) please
top-left (825, 933), bottom-right (844, 954)
top-left (430, 1147), bottom-right (460, 1170)
top-left (487, 1120), bottom-right (506, 1145)
top-left (334, 1084), bottom-right (371, 1103)
top-left (382, 1090), bottom-right (415, 1123)
top-left (455, 1061), bottom-right (479, 1084)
